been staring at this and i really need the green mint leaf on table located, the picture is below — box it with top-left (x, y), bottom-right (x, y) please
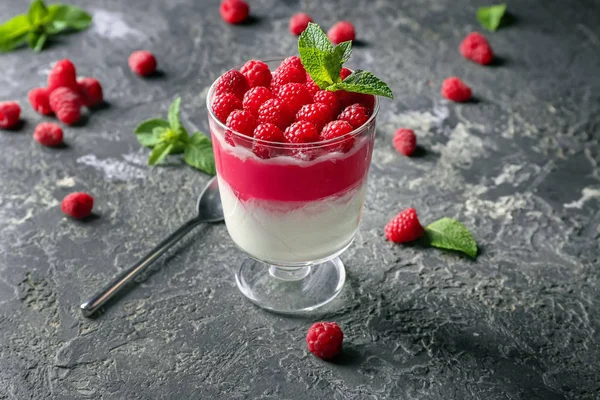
top-left (134, 119), bottom-right (170, 147)
top-left (28, 31), bottom-right (48, 52)
top-left (28, 0), bottom-right (49, 26)
top-left (327, 70), bottom-right (394, 98)
top-left (46, 4), bottom-right (92, 32)
top-left (168, 97), bottom-right (188, 138)
top-left (184, 133), bottom-right (216, 175)
top-left (148, 142), bottom-right (174, 166)
top-left (425, 218), bottom-right (478, 258)
top-left (0, 15), bottom-right (31, 52)
top-left (477, 4), bottom-right (506, 32)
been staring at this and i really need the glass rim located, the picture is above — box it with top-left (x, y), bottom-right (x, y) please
top-left (206, 57), bottom-right (380, 148)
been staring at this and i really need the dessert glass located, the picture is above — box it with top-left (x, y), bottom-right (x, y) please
top-left (207, 59), bottom-right (378, 313)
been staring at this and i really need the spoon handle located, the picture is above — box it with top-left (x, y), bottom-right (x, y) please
top-left (80, 216), bottom-right (205, 317)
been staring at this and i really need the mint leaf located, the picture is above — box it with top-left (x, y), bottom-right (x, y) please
top-left (46, 4), bottom-right (92, 33)
top-left (425, 218), bottom-right (478, 258)
top-left (134, 119), bottom-right (170, 147)
top-left (28, 0), bottom-right (49, 26)
top-left (336, 40), bottom-right (352, 63)
top-left (28, 31), bottom-right (47, 52)
top-left (148, 142), bottom-right (174, 166)
top-left (298, 23), bottom-right (338, 89)
top-left (184, 133), bottom-right (216, 175)
top-left (327, 70), bottom-right (393, 98)
top-left (0, 14), bottom-right (32, 52)
top-left (477, 4), bottom-right (506, 32)
top-left (168, 97), bottom-right (188, 138)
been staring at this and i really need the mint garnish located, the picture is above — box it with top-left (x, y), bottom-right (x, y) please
top-left (0, 0), bottom-right (91, 53)
top-left (133, 97), bottom-right (216, 175)
top-left (298, 23), bottom-right (393, 98)
top-left (425, 218), bottom-right (478, 258)
top-left (477, 4), bottom-right (506, 32)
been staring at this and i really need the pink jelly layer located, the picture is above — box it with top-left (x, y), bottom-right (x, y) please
top-left (212, 133), bottom-right (374, 202)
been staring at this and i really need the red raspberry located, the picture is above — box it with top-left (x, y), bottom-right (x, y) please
top-left (0, 101), bottom-right (21, 129)
top-left (296, 103), bottom-right (332, 132)
top-left (240, 59), bottom-right (272, 88)
top-left (277, 82), bottom-right (312, 114)
top-left (385, 208), bottom-right (425, 243)
top-left (345, 93), bottom-right (375, 111)
top-left (393, 128), bottom-right (416, 156)
top-left (257, 98), bottom-right (293, 130)
top-left (340, 67), bottom-right (352, 80)
top-left (61, 192), bottom-right (94, 219)
top-left (306, 322), bottom-right (343, 360)
top-left (304, 73), bottom-right (320, 96)
top-left (279, 56), bottom-right (305, 73)
top-left (128, 51), bottom-right (157, 77)
top-left (242, 86), bottom-right (274, 116)
top-left (338, 103), bottom-right (369, 129)
top-left (47, 59), bottom-right (78, 92)
top-left (220, 0), bottom-right (249, 25)
top-left (459, 32), bottom-right (494, 66)
top-left (77, 77), bottom-right (104, 107)
top-left (271, 66), bottom-right (305, 94)
top-left (28, 88), bottom-right (52, 115)
top-left (320, 120), bottom-right (355, 152)
top-left (212, 92), bottom-right (243, 122)
top-left (441, 77), bottom-right (472, 102)
top-left (214, 69), bottom-right (249, 100)
top-left (253, 123), bottom-right (285, 159)
top-left (289, 13), bottom-right (313, 35)
top-left (226, 109), bottom-right (256, 137)
top-left (33, 122), bottom-right (63, 147)
top-left (49, 87), bottom-right (82, 125)
top-left (284, 121), bottom-right (319, 143)
top-left (313, 90), bottom-right (341, 116)
top-left (327, 21), bottom-right (356, 45)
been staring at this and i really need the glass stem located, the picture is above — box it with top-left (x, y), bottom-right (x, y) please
top-left (268, 265), bottom-right (311, 281)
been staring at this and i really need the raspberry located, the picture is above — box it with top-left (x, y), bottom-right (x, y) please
top-left (279, 56), bottom-right (305, 73)
top-left (253, 123), bottom-right (285, 159)
top-left (33, 122), bottom-right (63, 147)
top-left (240, 59), bottom-right (272, 88)
top-left (28, 88), bottom-right (52, 115)
top-left (313, 90), bottom-right (341, 116)
top-left (0, 101), bottom-right (21, 129)
top-left (226, 109), bottom-right (256, 137)
top-left (47, 59), bottom-right (78, 92)
top-left (212, 92), bottom-right (243, 122)
top-left (271, 66), bottom-right (305, 94)
top-left (459, 32), bottom-right (494, 65)
top-left (306, 322), bottom-right (343, 360)
top-left (385, 208), bottom-right (425, 243)
top-left (62, 192), bottom-right (94, 219)
top-left (327, 21), bottom-right (356, 45)
top-left (393, 128), bottom-right (416, 156)
top-left (338, 103), bottom-right (369, 129)
top-left (128, 51), bottom-right (157, 77)
top-left (49, 87), bottom-right (83, 125)
top-left (346, 93), bottom-right (375, 111)
top-left (242, 86), bottom-right (274, 116)
top-left (296, 103), bottom-right (332, 132)
top-left (284, 121), bottom-right (319, 143)
top-left (77, 77), bottom-right (104, 107)
top-left (441, 77), bottom-right (472, 102)
top-left (220, 0), bottom-right (249, 25)
top-left (289, 13), bottom-right (313, 35)
top-left (277, 82), bottom-right (312, 114)
top-left (257, 98), bottom-right (293, 130)
top-left (304, 73), bottom-right (320, 96)
top-left (340, 67), bottom-right (352, 80)
top-left (214, 69), bottom-right (249, 100)
top-left (320, 120), bottom-right (355, 152)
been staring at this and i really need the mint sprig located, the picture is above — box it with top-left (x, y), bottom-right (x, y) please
top-left (477, 4), bottom-right (506, 32)
top-left (298, 23), bottom-right (393, 98)
top-left (0, 0), bottom-right (91, 53)
top-left (134, 97), bottom-right (216, 175)
top-left (425, 218), bottom-right (478, 258)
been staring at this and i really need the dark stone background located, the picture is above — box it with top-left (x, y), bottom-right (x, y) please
top-left (1, 0), bottom-right (599, 399)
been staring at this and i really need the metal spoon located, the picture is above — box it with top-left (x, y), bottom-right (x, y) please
top-left (80, 177), bottom-right (223, 317)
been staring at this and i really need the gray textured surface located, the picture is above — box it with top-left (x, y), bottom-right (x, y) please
top-left (1, 0), bottom-right (600, 399)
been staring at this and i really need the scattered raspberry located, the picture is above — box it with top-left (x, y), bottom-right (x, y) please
top-left (257, 98), bottom-right (293, 130)
top-left (128, 51), bottom-right (157, 77)
top-left (340, 67), bottom-right (352, 80)
top-left (279, 56), bottom-right (305, 73)
top-left (393, 128), bottom-right (417, 156)
top-left (459, 32), bottom-right (494, 66)
top-left (327, 21), bottom-right (356, 45)
top-left (28, 88), bottom-right (52, 115)
top-left (271, 66), bottom-right (305, 93)
top-left (304, 73), bottom-right (320, 96)
top-left (240, 59), bottom-right (272, 88)
top-left (296, 103), bottom-right (332, 132)
top-left (289, 13), bottom-right (313, 35)
top-left (49, 87), bottom-right (82, 125)
top-left (33, 122), bottom-right (63, 147)
top-left (385, 208), bottom-right (425, 243)
top-left (212, 92), bottom-right (243, 123)
top-left (242, 86), bottom-right (274, 116)
top-left (320, 120), bottom-right (355, 152)
top-left (0, 101), bottom-right (21, 129)
top-left (441, 77), bottom-right (472, 102)
top-left (277, 82), bottom-right (312, 114)
top-left (226, 109), bottom-right (256, 137)
top-left (214, 69), bottom-right (250, 100)
top-left (253, 123), bottom-right (285, 159)
top-left (306, 322), bottom-right (343, 360)
top-left (62, 192), bottom-right (94, 219)
top-left (284, 121), bottom-right (319, 143)
top-left (313, 90), bottom-right (341, 117)
top-left (338, 103), bottom-right (369, 129)
top-left (77, 77), bottom-right (104, 107)
top-left (220, 0), bottom-right (249, 25)
top-left (47, 59), bottom-right (78, 92)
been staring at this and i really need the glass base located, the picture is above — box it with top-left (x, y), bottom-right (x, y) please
top-left (235, 257), bottom-right (346, 313)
